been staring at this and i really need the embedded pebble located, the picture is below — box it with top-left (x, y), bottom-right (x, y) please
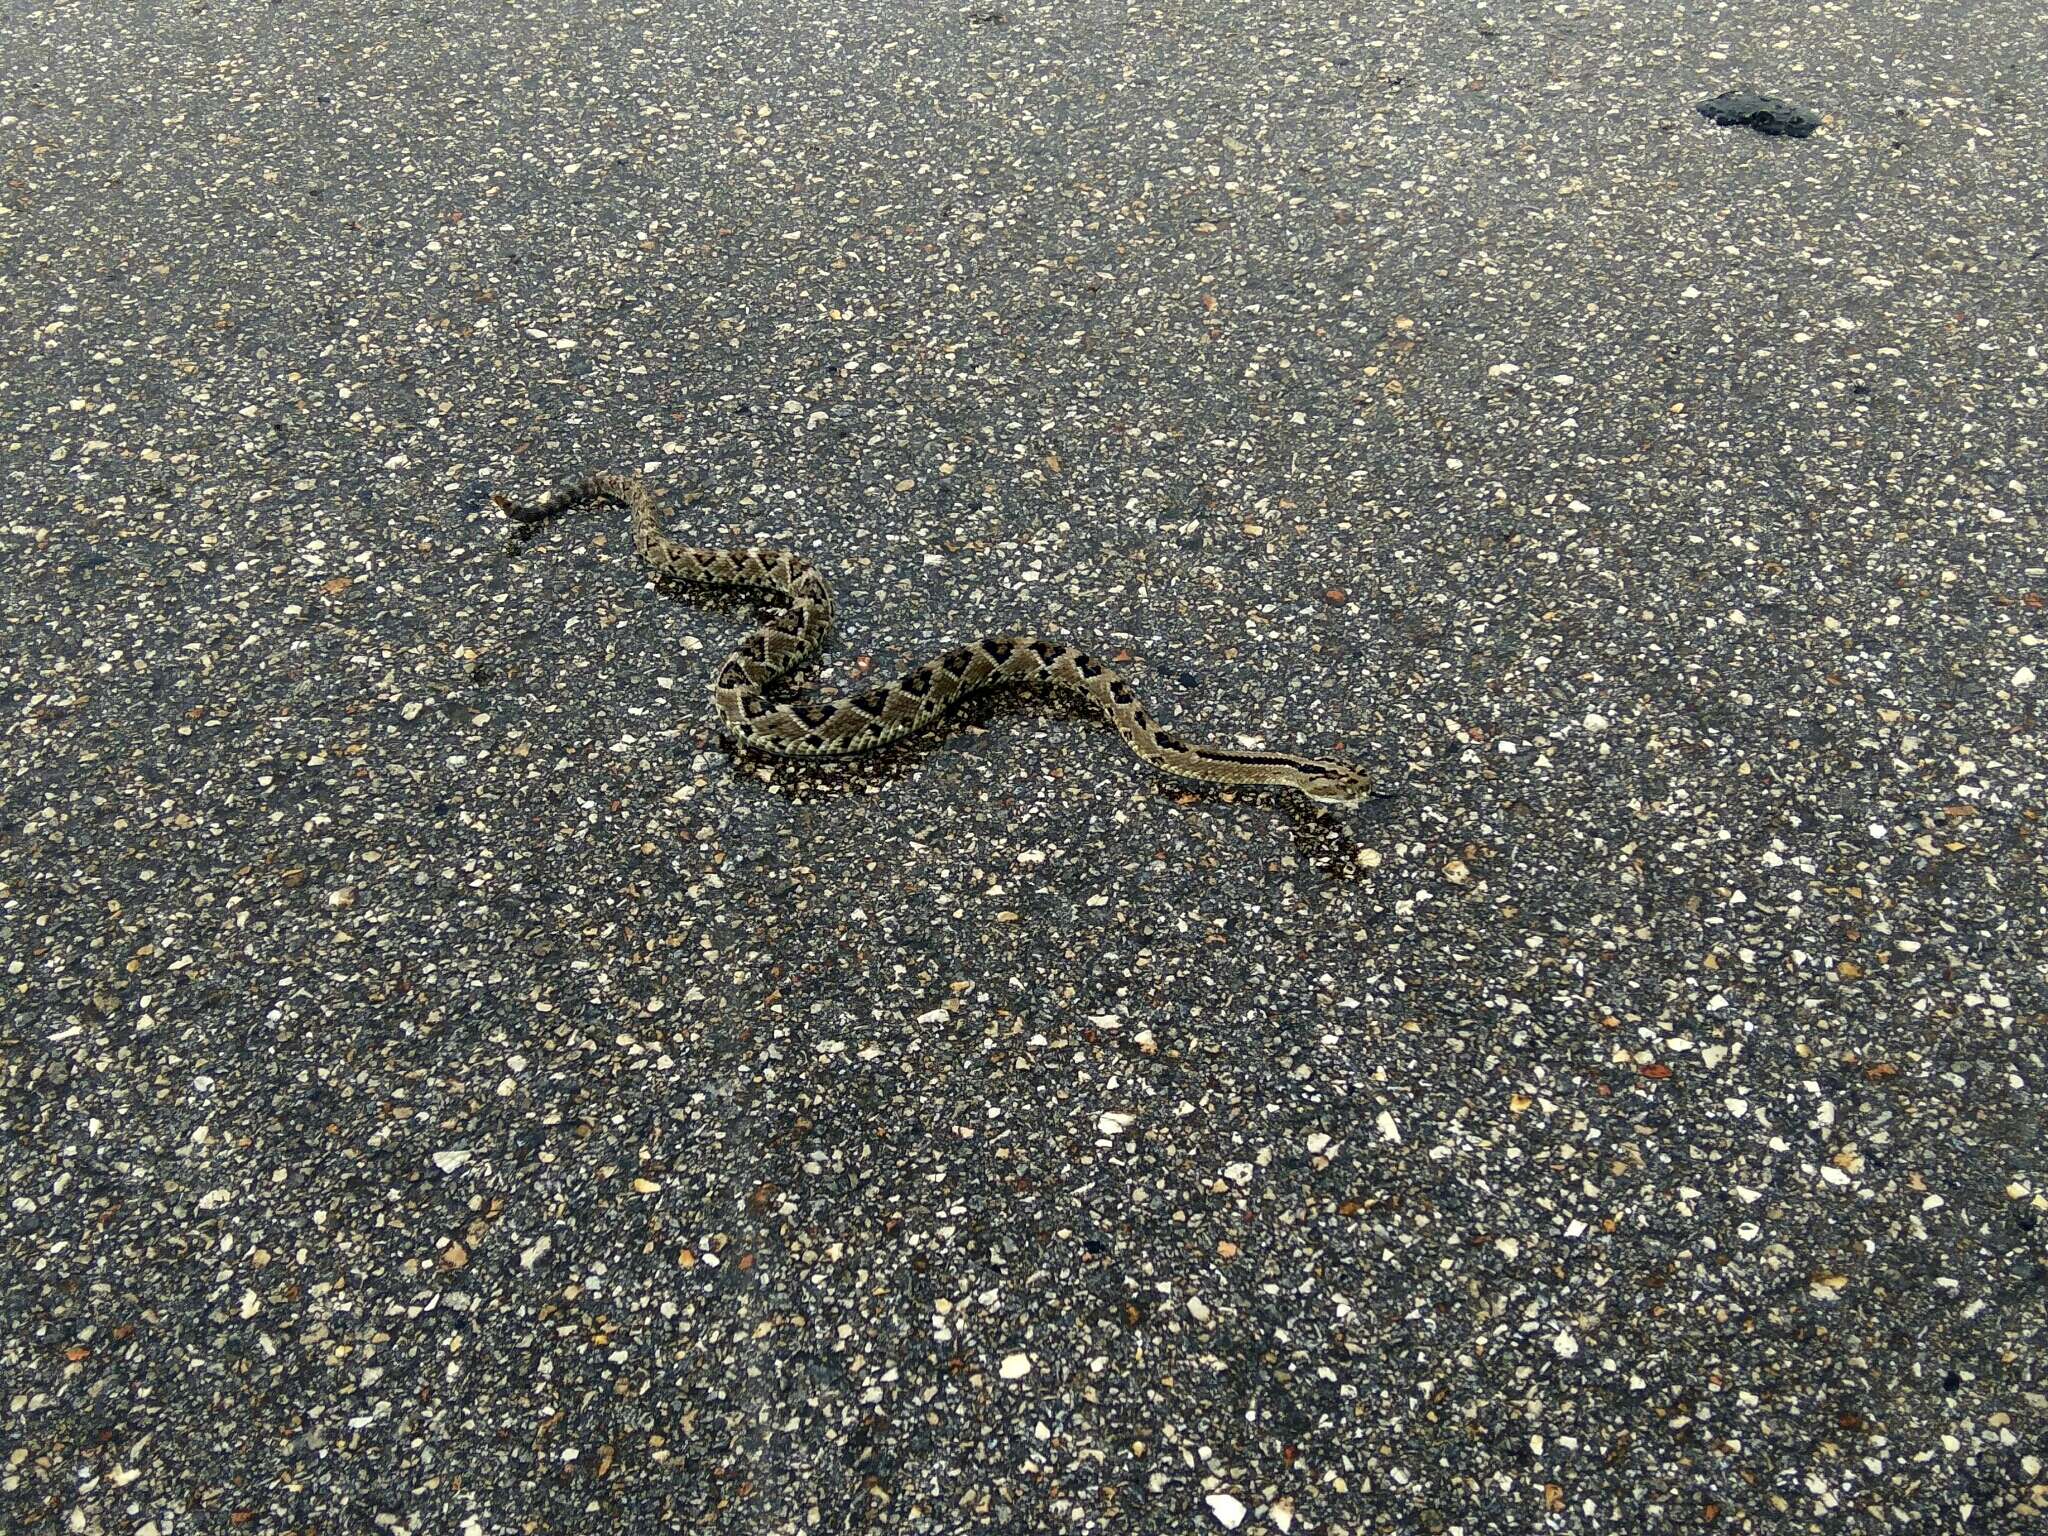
top-left (1696, 88), bottom-right (1825, 137)
top-left (1206, 1493), bottom-right (1248, 1529)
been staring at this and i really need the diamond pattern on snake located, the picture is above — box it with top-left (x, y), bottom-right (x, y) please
top-left (494, 470), bottom-right (1377, 805)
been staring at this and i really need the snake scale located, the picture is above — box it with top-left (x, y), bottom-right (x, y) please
top-left (494, 470), bottom-right (1376, 805)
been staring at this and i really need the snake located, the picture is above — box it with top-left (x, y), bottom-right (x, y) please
top-left (493, 470), bottom-right (1377, 805)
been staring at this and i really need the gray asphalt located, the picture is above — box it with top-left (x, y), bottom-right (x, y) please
top-left (3, 1), bottom-right (2044, 1532)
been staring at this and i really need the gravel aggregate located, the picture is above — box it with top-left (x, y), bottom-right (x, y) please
top-left (3, 1), bottom-right (2045, 1532)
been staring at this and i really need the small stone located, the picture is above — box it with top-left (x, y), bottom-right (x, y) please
top-left (2014, 665), bottom-right (2036, 687)
top-left (1097, 1112), bottom-right (1135, 1136)
top-left (1554, 1328), bottom-right (1579, 1358)
top-left (1696, 89), bottom-right (1823, 138)
top-left (1376, 1110), bottom-right (1402, 1143)
top-left (1000, 1352), bottom-right (1032, 1380)
top-left (1583, 711), bottom-right (1608, 732)
top-left (1206, 1493), bottom-right (1247, 1529)
top-left (432, 1149), bottom-right (473, 1173)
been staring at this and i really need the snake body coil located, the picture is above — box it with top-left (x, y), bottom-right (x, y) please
top-left (495, 470), bottom-right (1374, 805)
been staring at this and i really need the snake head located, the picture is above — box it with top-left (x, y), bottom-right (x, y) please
top-left (1297, 761), bottom-right (1377, 806)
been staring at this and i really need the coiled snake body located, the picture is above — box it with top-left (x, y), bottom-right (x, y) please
top-left (495, 470), bottom-right (1375, 805)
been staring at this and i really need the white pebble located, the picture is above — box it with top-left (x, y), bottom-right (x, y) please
top-left (1206, 1493), bottom-right (1247, 1529)
top-left (1553, 1328), bottom-right (1579, 1358)
top-left (1376, 1110), bottom-right (1402, 1143)
top-left (1000, 1352), bottom-right (1032, 1380)
top-left (1583, 712), bottom-right (1608, 732)
top-left (2015, 665), bottom-right (2036, 687)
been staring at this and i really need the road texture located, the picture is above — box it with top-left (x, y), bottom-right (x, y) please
top-left (3, 0), bottom-right (2044, 1531)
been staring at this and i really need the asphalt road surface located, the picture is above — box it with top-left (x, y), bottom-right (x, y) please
top-left (3, 1), bottom-right (2043, 1531)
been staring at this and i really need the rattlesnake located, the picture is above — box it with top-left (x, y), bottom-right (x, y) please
top-left (494, 470), bottom-right (1377, 805)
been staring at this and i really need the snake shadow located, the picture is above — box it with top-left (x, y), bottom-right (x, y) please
top-left (507, 510), bottom-right (1401, 881)
top-left (722, 671), bottom-right (1403, 883)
